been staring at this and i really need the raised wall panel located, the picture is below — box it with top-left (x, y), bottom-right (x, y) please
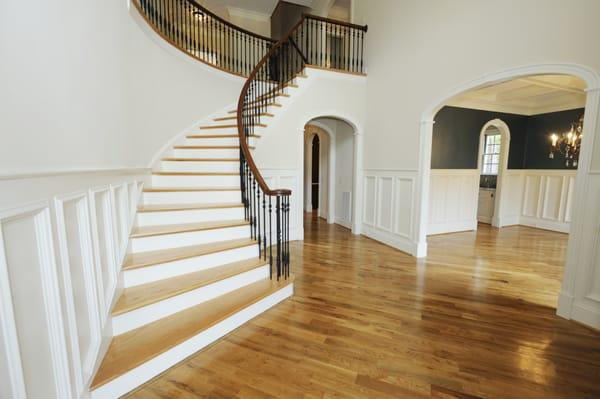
top-left (377, 177), bottom-right (393, 231)
top-left (522, 175), bottom-right (541, 217)
top-left (55, 195), bottom-right (102, 388)
top-left (542, 176), bottom-right (563, 220)
top-left (90, 189), bottom-right (117, 317)
top-left (394, 178), bottom-right (413, 238)
top-left (0, 204), bottom-right (70, 399)
top-left (0, 323), bottom-right (14, 399)
top-left (363, 176), bottom-right (376, 225)
top-left (112, 184), bottom-right (130, 263)
top-left (428, 170), bottom-right (478, 235)
top-left (565, 176), bottom-right (576, 223)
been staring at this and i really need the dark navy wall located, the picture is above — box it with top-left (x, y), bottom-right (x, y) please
top-left (431, 106), bottom-right (585, 169)
top-left (431, 106), bottom-right (528, 169)
top-left (524, 108), bottom-right (585, 169)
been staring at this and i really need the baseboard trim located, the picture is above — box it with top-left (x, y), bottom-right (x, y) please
top-left (361, 225), bottom-right (416, 256)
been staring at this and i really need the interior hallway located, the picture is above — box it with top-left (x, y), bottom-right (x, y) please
top-left (128, 214), bottom-right (600, 399)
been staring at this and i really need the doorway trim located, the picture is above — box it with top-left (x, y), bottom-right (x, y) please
top-left (414, 62), bottom-right (600, 326)
top-left (299, 113), bottom-right (364, 235)
top-left (305, 122), bottom-right (336, 224)
top-left (476, 119), bottom-right (511, 228)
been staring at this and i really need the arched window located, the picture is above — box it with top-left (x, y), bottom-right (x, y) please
top-left (481, 127), bottom-right (501, 175)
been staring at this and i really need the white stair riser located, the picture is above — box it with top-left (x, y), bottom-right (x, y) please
top-left (160, 161), bottom-right (239, 172)
top-left (151, 174), bottom-right (240, 187)
top-left (123, 245), bottom-right (259, 287)
top-left (143, 190), bottom-right (241, 205)
top-left (185, 137), bottom-right (257, 146)
top-left (113, 265), bottom-right (269, 335)
top-left (130, 225), bottom-right (250, 253)
top-left (136, 207), bottom-right (244, 227)
top-left (90, 283), bottom-right (293, 399)
top-left (173, 148), bottom-right (240, 158)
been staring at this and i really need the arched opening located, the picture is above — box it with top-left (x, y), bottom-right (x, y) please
top-left (476, 119), bottom-right (510, 227)
top-left (303, 117), bottom-right (358, 233)
top-left (417, 65), bottom-right (599, 321)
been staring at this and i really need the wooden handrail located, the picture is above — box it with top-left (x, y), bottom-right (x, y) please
top-left (303, 14), bottom-right (369, 32)
top-left (236, 14), bottom-right (367, 197)
top-left (184, 0), bottom-right (276, 43)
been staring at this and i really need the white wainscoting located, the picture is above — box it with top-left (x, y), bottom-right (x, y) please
top-left (428, 169), bottom-right (479, 235)
top-left (261, 169), bottom-right (302, 241)
top-left (502, 170), bottom-right (577, 233)
top-left (361, 170), bottom-right (418, 255)
top-left (427, 169), bottom-right (576, 235)
top-left (0, 170), bottom-right (147, 398)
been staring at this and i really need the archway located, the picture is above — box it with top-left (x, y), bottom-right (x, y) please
top-left (303, 116), bottom-right (359, 233)
top-left (415, 63), bottom-right (600, 326)
top-left (476, 119), bottom-right (511, 227)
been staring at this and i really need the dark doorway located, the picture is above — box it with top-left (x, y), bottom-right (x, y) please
top-left (311, 135), bottom-right (320, 210)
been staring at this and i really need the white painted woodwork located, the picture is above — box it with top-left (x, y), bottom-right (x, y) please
top-left (160, 160), bottom-right (240, 172)
top-left (427, 170), bottom-right (479, 235)
top-left (129, 224), bottom-right (250, 253)
top-left (477, 189), bottom-right (495, 224)
top-left (112, 264), bottom-right (269, 335)
top-left (142, 190), bottom-right (241, 205)
top-left (361, 170), bottom-right (417, 255)
top-left (172, 147), bottom-right (243, 159)
top-left (123, 244), bottom-right (259, 287)
top-left (90, 283), bottom-right (293, 399)
top-left (151, 173), bottom-right (240, 187)
top-left (136, 207), bottom-right (244, 226)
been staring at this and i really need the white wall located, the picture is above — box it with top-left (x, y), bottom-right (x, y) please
top-left (353, 0), bottom-right (600, 328)
top-left (252, 67), bottom-right (367, 239)
top-left (0, 0), bottom-right (243, 176)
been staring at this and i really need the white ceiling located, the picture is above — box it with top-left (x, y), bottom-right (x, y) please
top-left (447, 74), bottom-right (587, 115)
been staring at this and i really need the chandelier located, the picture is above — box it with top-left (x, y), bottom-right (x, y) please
top-left (549, 114), bottom-right (584, 168)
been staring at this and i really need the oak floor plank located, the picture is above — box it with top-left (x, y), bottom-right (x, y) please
top-left (127, 215), bottom-right (600, 399)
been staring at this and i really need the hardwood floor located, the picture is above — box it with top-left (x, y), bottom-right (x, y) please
top-left (127, 214), bottom-right (600, 399)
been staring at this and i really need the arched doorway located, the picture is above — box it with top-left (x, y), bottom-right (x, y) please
top-left (303, 117), bottom-right (358, 232)
top-left (415, 64), bottom-right (600, 327)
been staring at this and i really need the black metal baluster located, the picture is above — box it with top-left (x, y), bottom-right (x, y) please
top-left (269, 196), bottom-right (273, 279)
top-left (276, 196), bottom-right (281, 280)
top-left (262, 192), bottom-right (267, 261)
top-left (360, 30), bottom-right (364, 73)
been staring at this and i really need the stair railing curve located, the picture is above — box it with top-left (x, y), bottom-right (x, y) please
top-left (237, 15), bottom-right (368, 280)
top-left (134, 0), bottom-right (276, 77)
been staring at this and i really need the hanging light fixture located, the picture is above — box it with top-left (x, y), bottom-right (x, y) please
top-left (549, 114), bottom-right (584, 168)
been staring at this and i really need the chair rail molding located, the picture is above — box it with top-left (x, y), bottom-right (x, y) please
top-left (416, 62), bottom-right (600, 329)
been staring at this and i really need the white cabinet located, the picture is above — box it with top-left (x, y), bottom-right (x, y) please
top-left (477, 188), bottom-right (495, 224)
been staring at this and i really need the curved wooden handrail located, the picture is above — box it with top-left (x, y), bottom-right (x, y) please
top-left (235, 18), bottom-right (309, 197)
top-left (302, 13), bottom-right (369, 31)
top-left (185, 0), bottom-right (276, 43)
top-left (133, 0), bottom-right (275, 78)
top-left (236, 14), bottom-right (367, 197)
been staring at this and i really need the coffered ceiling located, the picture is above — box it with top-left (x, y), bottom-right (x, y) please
top-left (446, 74), bottom-right (587, 115)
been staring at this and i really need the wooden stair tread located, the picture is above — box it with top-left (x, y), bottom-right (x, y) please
top-left (131, 219), bottom-right (249, 238)
top-left (214, 113), bottom-right (273, 121)
top-left (144, 187), bottom-right (240, 192)
top-left (90, 277), bottom-right (293, 390)
top-left (228, 103), bottom-right (282, 113)
top-left (173, 145), bottom-right (255, 150)
top-left (152, 171), bottom-right (238, 176)
top-left (122, 238), bottom-right (256, 270)
top-left (137, 203), bottom-right (243, 213)
top-left (161, 158), bottom-right (239, 162)
top-left (186, 134), bottom-right (261, 139)
top-left (113, 258), bottom-right (267, 316)
top-left (199, 124), bottom-right (237, 129)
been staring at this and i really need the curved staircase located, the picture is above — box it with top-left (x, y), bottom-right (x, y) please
top-left (88, 1), bottom-right (367, 397)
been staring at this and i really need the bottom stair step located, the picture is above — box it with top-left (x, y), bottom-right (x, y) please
top-left (90, 277), bottom-right (294, 399)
